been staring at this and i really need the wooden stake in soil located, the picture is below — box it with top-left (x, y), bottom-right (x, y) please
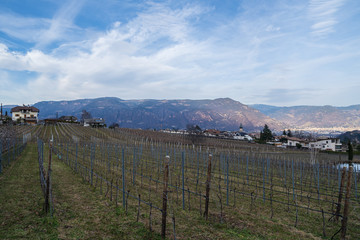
top-left (137, 194), bottom-right (141, 222)
top-left (44, 141), bottom-right (53, 214)
top-left (110, 178), bottom-right (113, 201)
top-left (172, 215), bottom-right (176, 240)
top-left (126, 190), bottom-right (130, 215)
top-left (199, 191), bottom-right (202, 216)
top-left (188, 188), bottom-right (191, 211)
top-left (217, 183), bottom-right (223, 224)
top-left (162, 156), bottom-right (170, 239)
top-left (321, 208), bottom-right (326, 237)
top-left (204, 154), bottom-right (212, 220)
top-left (340, 166), bottom-right (353, 240)
top-left (270, 184), bottom-right (274, 219)
top-left (294, 196), bottom-right (298, 228)
top-left (116, 179), bottom-right (119, 207)
top-left (335, 167), bottom-right (346, 221)
top-left (233, 188), bottom-right (236, 207)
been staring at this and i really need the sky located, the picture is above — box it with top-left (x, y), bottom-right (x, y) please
top-left (0, 0), bottom-right (359, 106)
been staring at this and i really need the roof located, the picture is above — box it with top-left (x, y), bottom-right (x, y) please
top-left (287, 137), bottom-right (302, 142)
top-left (44, 119), bottom-right (59, 122)
top-left (84, 118), bottom-right (105, 124)
top-left (11, 106), bottom-right (39, 113)
top-left (59, 116), bottom-right (78, 121)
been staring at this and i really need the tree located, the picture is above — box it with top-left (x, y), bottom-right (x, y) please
top-left (260, 124), bottom-right (273, 143)
top-left (348, 142), bottom-right (353, 162)
top-left (186, 124), bottom-right (204, 145)
top-left (282, 130), bottom-right (286, 136)
top-left (81, 110), bottom-right (92, 123)
top-left (109, 122), bottom-right (119, 129)
top-left (287, 129), bottom-right (293, 137)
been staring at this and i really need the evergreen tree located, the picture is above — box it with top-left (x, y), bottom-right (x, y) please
top-left (282, 130), bottom-right (286, 136)
top-left (287, 129), bottom-right (293, 137)
top-left (260, 124), bottom-right (273, 142)
top-left (348, 142), bottom-right (353, 162)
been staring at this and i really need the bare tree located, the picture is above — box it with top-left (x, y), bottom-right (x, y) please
top-left (81, 110), bottom-right (92, 123)
top-left (186, 124), bottom-right (204, 145)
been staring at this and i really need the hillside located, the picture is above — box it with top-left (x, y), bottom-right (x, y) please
top-left (251, 104), bottom-right (360, 130)
top-left (34, 97), bottom-right (284, 131)
top-left (338, 130), bottom-right (360, 144)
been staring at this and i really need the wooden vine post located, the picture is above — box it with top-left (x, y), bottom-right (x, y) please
top-left (204, 154), bottom-right (212, 220)
top-left (335, 167), bottom-right (346, 221)
top-left (340, 166), bottom-right (353, 240)
top-left (161, 156), bottom-right (170, 239)
top-left (45, 140), bottom-right (53, 214)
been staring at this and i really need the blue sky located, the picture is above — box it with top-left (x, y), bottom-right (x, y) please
top-left (0, 0), bottom-right (359, 106)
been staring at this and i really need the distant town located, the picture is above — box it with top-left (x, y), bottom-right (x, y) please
top-left (2, 103), bottom-right (358, 153)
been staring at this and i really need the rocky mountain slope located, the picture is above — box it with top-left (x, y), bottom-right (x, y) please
top-left (34, 97), bottom-right (284, 131)
top-left (251, 104), bottom-right (360, 130)
top-left (338, 130), bottom-right (360, 144)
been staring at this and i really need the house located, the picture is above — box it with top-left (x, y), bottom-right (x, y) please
top-left (308, 138), bottom-right (342, 152)
top-left (44, 119), bottom-right (59, 125)
top-left (59, 116), bottom-right (78, 123)
top-left (204, 129), bottom-right (221, 137)
top-left (84, 118), bottom-right (105, 128)
top-left (249, 132), bottom-right (261, 140)
top-left (283, 136), bottom-right (342, 151)
top-left (233, 132), bottom-right (253, 141)
top-left (11, 105), bottom-right (39, 125)
top-left (286, 137), bottom-right (303, 148)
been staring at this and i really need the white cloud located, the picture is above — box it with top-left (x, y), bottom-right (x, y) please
top-left (308, 0), bottom-right (346, 36)
top-left (0, 1), bottom-right (359, 106)
top-left (0, 13), bottom-right (49, 43)
top-left (0, 3), bottom-right (212, 103)
top-left (36, 0), bottom-right (85, 49)
top-left (266, 25), bottom-right (280, 32)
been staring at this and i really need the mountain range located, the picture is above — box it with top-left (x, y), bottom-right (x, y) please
top-left (2, 97), bottom-right (360, 132)
top-left (32, 97), bottom-right (282, 131)
top-left (251, 104), bottom-right (360, 130)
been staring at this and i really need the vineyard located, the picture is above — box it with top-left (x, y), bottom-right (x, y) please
top-left (0, 125), bottom-right (32, 173)
top-left (1, 123), bottom-right (360, 239)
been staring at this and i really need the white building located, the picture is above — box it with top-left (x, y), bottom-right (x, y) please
top-left (11, 105), bottom-right (39, 124)
top-left (284, 137), bottom-right (341, 152)
top-left (234, 132), bottom-right (253, 141)
top-left (286, 137), bottom-right (302, 148)
top-left (83, 118), bottom-right (105, 127)
top-left (309, 138), bottom-right (342, 152)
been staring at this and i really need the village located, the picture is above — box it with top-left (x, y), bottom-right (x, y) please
top-left (0, 104), bottom-right (345, 152)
